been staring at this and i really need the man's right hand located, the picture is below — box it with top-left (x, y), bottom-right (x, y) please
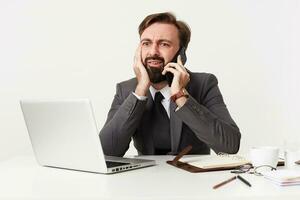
top-left (133, 45), bottom-right (150, 96)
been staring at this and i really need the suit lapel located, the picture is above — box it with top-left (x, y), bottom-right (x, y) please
top-left (170, 100), bottom-right (182, 154)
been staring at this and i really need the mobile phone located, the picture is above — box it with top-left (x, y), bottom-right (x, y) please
top-left (166, 47), bottom-right (187, 86)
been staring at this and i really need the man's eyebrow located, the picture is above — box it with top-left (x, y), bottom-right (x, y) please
top-left (140, 38), bottom-right (151, 42)
top-left (158, 39), bottom-right (172, 44)
top-left (140, 38), bottom-right (173, 44)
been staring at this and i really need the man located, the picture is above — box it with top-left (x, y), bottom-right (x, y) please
top-left (100, 12), bottom-right (241, 156)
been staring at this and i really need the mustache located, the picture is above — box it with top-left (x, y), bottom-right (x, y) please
top-left (144, 55), bottom-right (165, 66)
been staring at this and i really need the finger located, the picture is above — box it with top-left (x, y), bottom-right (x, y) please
top-left (135, 45), bottom-right (141, 61)
top-left (176, 55), bottom-right (187, 73)
top-left (162, 67), bottom-right (181, 76)
top-left (134, 45), bottom-right (144, 68)
top-left (164, 62), bottom-right (185, 73)
top-left (134, 47), bottom-right (138, 63)
top-left (177, 55), bottom-right (183, 66)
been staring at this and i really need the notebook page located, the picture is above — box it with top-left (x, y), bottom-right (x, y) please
top-left (179, 155), bottom-right (249, 169)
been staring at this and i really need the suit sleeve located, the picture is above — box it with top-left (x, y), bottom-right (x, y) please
top-left (175, 74), bottom-right (241, 154)
top-left (99, 83), bottom-right (147, 156)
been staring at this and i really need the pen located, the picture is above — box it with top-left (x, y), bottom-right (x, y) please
top-left (213, 176), bottom-right (237, 189)
top-left (237, 175), bottom-right (252, 187)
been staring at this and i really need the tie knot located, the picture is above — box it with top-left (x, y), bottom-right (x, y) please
top-left (154, 92), bottom-right (164, 103)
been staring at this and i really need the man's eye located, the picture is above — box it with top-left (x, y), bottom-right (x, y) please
top-left (142, 42), bottom-right (150, 46)
top-left (160, 43), bottom-right (170, 47)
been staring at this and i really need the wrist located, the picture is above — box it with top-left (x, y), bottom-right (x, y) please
top-left (135, 84), bottom-right (149, 96)
top-left (171, 88), bottom-right (189, 106)
top-left (175, 96), bottom-right (188, 107)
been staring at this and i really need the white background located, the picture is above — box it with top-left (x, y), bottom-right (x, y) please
top-left (0, 0), bottom-right (299, 160)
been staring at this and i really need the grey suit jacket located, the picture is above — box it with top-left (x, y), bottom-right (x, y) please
top-left (99, 72), bottom-right (241, 156)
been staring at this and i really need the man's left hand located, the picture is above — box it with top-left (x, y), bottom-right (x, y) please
top-left (162, 55), bottom-right (190, 95)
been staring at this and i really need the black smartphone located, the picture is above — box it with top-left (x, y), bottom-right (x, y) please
top-left (166, 47), bottom-right (187, 86)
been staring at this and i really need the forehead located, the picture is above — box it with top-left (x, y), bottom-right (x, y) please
top-left (140, 23), bottom-right (179, 42)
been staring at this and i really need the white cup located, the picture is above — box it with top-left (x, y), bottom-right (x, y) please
top-left (285, 150), bottom-right (300, 169)
top-left (250, 146), bottom-right (279, 169)
top-left (284, 140), bottom-right (300, 169)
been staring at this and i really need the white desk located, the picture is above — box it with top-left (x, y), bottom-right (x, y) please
top-left (0, 155), bottom-right (299, 200)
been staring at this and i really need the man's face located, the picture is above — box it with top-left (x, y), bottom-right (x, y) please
top-left (140, 23), bottom-right (180, 83)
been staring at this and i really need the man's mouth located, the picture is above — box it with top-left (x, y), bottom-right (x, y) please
top-left (147, 59), bottom-right (164, 68)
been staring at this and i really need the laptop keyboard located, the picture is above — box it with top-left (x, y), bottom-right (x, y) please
top-left (106, 161), bottom-right (130, 168)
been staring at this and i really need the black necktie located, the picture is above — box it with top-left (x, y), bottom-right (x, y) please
top-left (152, 92), bottom-right (171, 154)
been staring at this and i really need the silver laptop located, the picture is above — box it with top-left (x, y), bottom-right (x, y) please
top-left (20, 99), bottom-right (155, 174)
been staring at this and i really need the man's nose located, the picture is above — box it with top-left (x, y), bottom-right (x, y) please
top-left (149, 44), bottom-right (160, 56)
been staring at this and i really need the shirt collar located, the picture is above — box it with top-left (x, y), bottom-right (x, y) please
top-left (149, 85), bottom-right (171, 101)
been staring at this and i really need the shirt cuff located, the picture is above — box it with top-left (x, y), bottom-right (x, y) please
top-left (174, 107), bottom-right (178, 112)
top-left (132, 92), bottom-right (148, 101)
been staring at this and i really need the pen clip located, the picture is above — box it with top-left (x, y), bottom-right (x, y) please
top-left (172, 145), bottom-right (192, 166)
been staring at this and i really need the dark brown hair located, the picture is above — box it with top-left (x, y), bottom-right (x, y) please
top-left (138, 12), bottom-right (191, 49)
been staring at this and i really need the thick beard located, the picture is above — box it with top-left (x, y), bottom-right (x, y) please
top-left (145, 66), bottom-right (166, 83)
top-left (144, 56), bottom-right (166, 84)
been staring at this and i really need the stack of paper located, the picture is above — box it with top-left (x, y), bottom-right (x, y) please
top-left (263, 169), bottom-right (300, 186)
